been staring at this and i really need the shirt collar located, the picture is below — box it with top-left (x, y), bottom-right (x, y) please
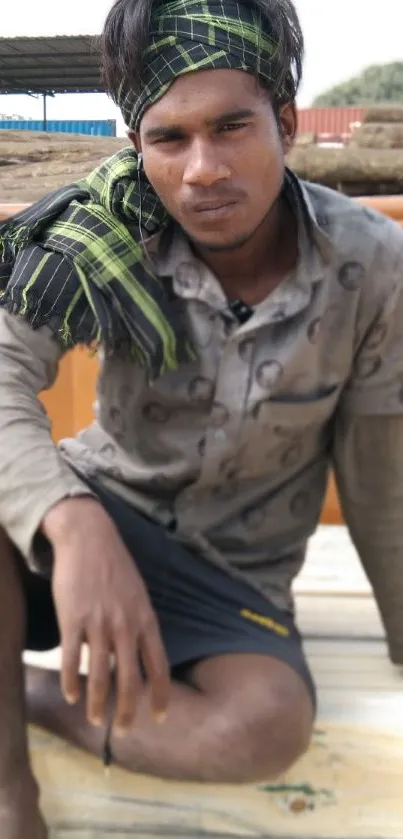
top-left (284, 167), bottom-right (334, 264)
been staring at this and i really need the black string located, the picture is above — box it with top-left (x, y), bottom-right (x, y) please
top-left (102, 668), bottom-right (116, 772)
top-left (102, 720), bottom-right (114, 771)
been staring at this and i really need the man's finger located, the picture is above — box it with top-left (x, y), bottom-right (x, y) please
top-left (86, 633), bottom-right (112, 727)
top-left (60, 629), bottom-right (83, 705)
top-left (113, 630), bottom-right (141, 734)
top-left (140, 619), bottom-right (170, 720)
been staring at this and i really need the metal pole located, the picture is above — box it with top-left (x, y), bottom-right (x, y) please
top-left (43, 93), bottom-right (47, 131)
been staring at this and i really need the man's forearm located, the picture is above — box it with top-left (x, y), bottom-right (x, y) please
top-left (333, 412), bottom-right (403, 665)
top-left (41, 496), bottom-right (104, 547)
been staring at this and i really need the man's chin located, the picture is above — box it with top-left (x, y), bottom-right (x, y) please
top-left (184, 227), bottom-right (254, 253)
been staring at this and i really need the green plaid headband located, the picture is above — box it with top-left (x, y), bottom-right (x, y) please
top-left (118, 0), bottom-right (295, 130)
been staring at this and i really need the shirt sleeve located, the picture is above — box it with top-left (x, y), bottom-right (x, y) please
top-left (332, 221), bottom-right (403, 665)
top-left (0, 253), bottom-right (94, 570)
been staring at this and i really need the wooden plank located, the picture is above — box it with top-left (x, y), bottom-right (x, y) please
top-left (305, 639), bottom-right (403, 691)
top-left (296, 526), bottom-right (370, 596)
top-left (296, 594), bottom-right (384, 640)
top-left (29, 723), bottom-right (403, 839)
top-left (319, 690), bottom-right (403, 735)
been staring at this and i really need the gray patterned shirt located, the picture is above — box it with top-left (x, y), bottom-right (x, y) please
top-left (1, 176), bottom-right (403, 659)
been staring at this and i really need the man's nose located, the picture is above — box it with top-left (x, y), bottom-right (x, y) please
top-left (182, 139), bottom-right (231, 187)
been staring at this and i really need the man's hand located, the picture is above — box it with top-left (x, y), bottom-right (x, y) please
top-left (42, 497), bottom-right (170, 734)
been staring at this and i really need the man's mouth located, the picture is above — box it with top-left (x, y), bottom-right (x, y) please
top-left (191, 199), bottom-right (237, 212)
top-left (188, 200), bottom-right (238, 219)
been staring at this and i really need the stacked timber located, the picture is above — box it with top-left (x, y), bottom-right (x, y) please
top-left (0, 130), bottom-right (127, 203)
top-left (288, 145), bottom-right (403, 196)
top-left (288, 104), bottom-right (403, 196)
top-left (350, 105), bottom-right (403, 150)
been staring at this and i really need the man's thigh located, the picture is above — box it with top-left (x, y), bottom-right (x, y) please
top-left (19, 479), bottom-right (316, 726)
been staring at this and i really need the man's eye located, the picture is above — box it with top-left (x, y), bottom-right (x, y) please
top-left (154, 134), bottom-right (184, 144)
top-left (220, 122), bottom-right (247, 132)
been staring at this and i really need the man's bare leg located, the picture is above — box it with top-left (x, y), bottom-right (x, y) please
top-left (26, 652), bottom-right (313, 784)
top-left (0, 530), bottom-right (46, 839)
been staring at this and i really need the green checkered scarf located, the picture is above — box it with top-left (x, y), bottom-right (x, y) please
top-left (0, 147), bottom-right (194, 378)
top-left (118, 0), bottom-right (295, 129)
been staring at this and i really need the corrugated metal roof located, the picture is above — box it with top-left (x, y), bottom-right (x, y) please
top-left (298, 107), bottom-right (367, 139)
top-left (0, 35), bottom-right (103, 94)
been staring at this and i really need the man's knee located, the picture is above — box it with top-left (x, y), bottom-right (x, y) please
top-left (194, 659), bottom-right (314, 784)
top-left (212, 694), bottom-right (312, 783)
top-left (246, 688), bottom-right (313, 781)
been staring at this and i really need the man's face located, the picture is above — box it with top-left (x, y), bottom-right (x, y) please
top-left (131, 69), bottom-right (296, 252)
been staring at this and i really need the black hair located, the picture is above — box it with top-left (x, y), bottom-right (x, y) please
top-left (101, 0), bottom-right (304, 106)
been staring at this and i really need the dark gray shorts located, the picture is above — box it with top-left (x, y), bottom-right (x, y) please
top-left (20, 479), bottom-right (316, 707)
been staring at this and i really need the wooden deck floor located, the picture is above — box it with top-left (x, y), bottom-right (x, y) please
top-left (27, 525), bottom-right (403, 838)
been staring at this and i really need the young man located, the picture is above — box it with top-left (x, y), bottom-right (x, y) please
top-left (1, 0), bottom-right (403, 835)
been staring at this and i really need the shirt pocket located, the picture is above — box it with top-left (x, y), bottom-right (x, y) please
top-left (241, 386), bottom-right (340, 476)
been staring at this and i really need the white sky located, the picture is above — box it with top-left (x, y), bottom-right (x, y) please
top-left (1, 0), bottom-right (403, 136)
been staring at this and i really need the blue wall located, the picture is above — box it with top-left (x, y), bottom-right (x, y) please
top-left (0, 120), bottom-right (116, 137)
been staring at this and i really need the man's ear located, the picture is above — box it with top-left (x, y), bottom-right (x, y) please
top-left (278, 103), bottom-right (297, 155)
top-left (128, 130), bottom-right (142, 153)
